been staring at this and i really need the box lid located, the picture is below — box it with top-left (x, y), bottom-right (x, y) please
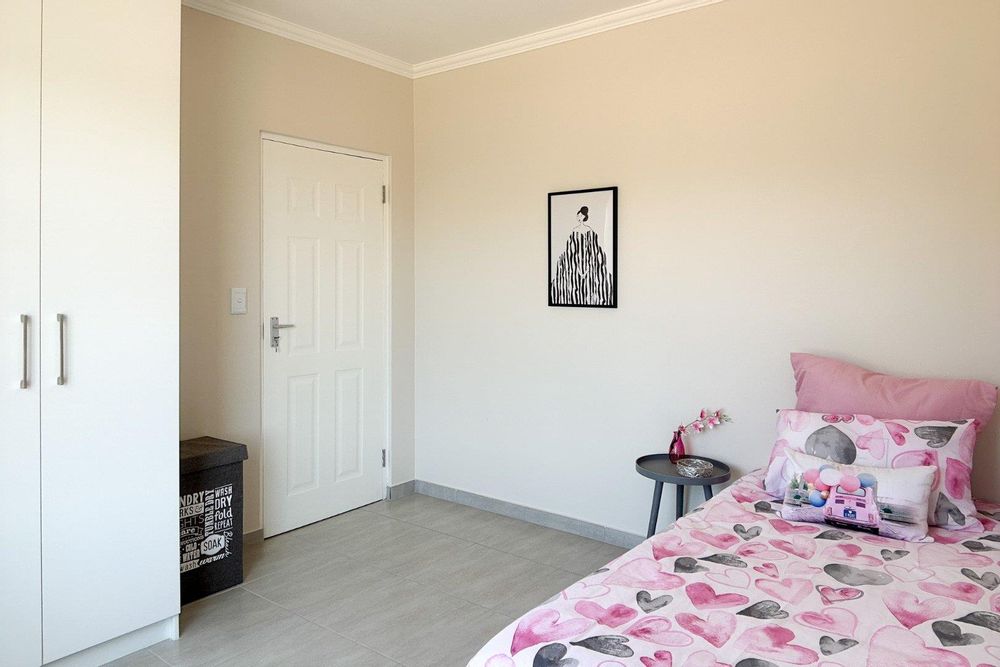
top-left (180, 436), bottom-right (248, 474)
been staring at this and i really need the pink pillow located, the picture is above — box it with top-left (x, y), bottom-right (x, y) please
top-left (791, 353), bottom-right (997, 430)
top-left (765, 410), bottom-right (983, 532)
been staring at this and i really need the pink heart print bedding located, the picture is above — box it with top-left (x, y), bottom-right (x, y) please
top-left (468, 470), bottom-right (1000, 667)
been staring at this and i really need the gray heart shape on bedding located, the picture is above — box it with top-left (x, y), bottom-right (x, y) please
top-left (815, 529), bottom-right (851, 540)
top-left (956, 611), bottom-right (1000, 633)
top-left (674, 557), bottom-right (708, 574)
top-left (961, 568), bottom-right (1000, 591)
top-left (819, 635), bottom-right (859, 655)
top-left (636, 590), bottom-right (672, 613)
top-left (569, 636), bottom-right (633, 658)
top-left (824, 564), bottom-right (892, 586)
top-left (933, 620), bottom-right (984, 646)
top-left (754, 501), bottom-right (777, 514)
top-left (734, 524), bottom-right (762, 540)
top-left (880, 549), bottom-right (909, 561)
top-left (738, 600), bottom-right (789, 620)
top-left (934, 494), bottom-right (967, 526)
top-left (533, 643), bottom-right (578, 667)
top-left (914, 425), bottom-right (957, 447)
top-left (699, 553), bottom-right (748, 568)
top-left (962, 540), bottom-right (997, 552)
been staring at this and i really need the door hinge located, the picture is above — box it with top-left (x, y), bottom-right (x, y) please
top-left (382, 185), bottom-right (387, 204)
top-left (381, 449), bottom-right (386, 468)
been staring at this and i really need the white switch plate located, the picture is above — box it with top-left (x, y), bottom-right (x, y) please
top-left (230, 287), bottom-right (247, 315)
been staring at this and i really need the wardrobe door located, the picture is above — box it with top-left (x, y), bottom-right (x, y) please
top-left (0, 1), bottom-right (42, 664)
top-left (40, 0), bottom-right (180, 661)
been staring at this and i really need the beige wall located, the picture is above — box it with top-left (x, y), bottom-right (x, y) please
top-left (414, 0), bottom-right (1000, 536)
top-left (181, 7), bottom-right (415, 533)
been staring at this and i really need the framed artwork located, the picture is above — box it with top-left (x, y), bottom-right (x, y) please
top-left (548, 186), bottom-right (617, 308)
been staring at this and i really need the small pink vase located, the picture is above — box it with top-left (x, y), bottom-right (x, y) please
top-left (668, 430), bottom-right (687, 463)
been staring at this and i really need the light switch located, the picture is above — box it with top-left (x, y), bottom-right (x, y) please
top-left (230, 288), bottom-right (247, 315)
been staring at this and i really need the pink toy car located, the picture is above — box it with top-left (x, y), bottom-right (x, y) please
top-left (824, 485), bottom-right (880, 533)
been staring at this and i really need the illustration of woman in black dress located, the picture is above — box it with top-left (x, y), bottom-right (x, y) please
top-left (550, 206), bottom-right (614, 305)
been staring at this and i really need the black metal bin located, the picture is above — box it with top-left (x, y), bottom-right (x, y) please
top-left (179, 437), bottom-right (249, 605)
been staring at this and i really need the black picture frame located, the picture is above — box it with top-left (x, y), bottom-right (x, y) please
top-left (548, 186), bottom-right (618, 308)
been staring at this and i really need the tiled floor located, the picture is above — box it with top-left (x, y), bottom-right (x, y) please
top-left (109, 494), bottom-right (627, 667)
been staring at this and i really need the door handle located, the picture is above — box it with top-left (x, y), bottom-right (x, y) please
top-left (20, 314), bottom-right (29, 389)
top-left (269, 317), bottom-right (295, 350)
top-left (56, 313), bottom-right (66, 385)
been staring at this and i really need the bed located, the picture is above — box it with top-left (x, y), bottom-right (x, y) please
top-left (468, 469), bottom-right (1000, 666)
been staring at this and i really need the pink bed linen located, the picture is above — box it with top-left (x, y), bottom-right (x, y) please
top-left (468, 471), bottom-right (1000, 667)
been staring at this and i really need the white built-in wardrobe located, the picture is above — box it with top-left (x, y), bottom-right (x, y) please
top-left (1, 1), bottom-right (180, 664)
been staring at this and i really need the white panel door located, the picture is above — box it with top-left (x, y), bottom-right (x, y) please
top-left (262, 139), bottom-right (387, 537)
top-left (0, 0), bottom-right (41, 664)
top-left (40, 0), bottom-right (180, 661)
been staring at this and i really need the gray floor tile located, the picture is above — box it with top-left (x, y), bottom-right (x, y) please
top-left (293, 508), bottom-right (409, 554)
top-left (212, 621), bottom-right (397, 667)
top-left (502, 526), bottom-right (627, 575)
top-left (104, 649), bottom-right (168, 666)
top-left (462, 513), bottom-right (556, 551)
top-left (360, 494), bottom-right (455, 522)
top-left (242, 553), bottom-right (390, 614)
top-left (381, 496), bottom-right (504, 539)
top-left (305, 576), bottom-right (470, 641)
top-left (149, 588), bottom-right (310, 667)
top-left (243, 531), bottom-right (323, 583)
top-left (356, 523), bottom-right (474, 575)
top-left (407, 542), bottom-right (581, 617)
top-left (394, 604), bottom-right (514, 667)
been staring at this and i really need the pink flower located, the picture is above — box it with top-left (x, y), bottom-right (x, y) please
top-left (699, 409), bottom-right (708, 419)
top-left (692, 421), bottom-right (705, 432)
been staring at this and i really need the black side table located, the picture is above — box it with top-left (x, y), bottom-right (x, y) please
top-left (636, 454), bottom-right (731, 537)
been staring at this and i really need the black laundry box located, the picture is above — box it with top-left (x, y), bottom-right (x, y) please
top-left (179, 437), bottom-right (248, 605)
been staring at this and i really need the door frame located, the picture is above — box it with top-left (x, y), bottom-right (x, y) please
top-left (258, 131), bottom-right (393, 534)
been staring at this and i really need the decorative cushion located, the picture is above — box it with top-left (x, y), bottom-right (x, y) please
top-left (778, 450), bottom-right (935, 541)
top-left (791, 352), bottom-right (997, 430)
top-left (765, 409), bottom-right (982, 531)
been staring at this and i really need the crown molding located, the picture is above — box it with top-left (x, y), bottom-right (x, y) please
top-left (182, 0), bottom-right (413, 77)
top-left (183, 0), bottom-right (727, 80)
top-left (411, 0), bottom-right (727, 78)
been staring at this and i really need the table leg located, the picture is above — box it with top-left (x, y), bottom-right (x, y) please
top-left (703, 485), bottom-right (714, 502)
top-left (647, 481), bottom-right (664, 538)
top-left (676, 484), bottom-right (685, 521)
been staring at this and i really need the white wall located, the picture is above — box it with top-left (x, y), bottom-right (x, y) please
top-left (181, 8), bottom-right (415, 534)
top-left (414, 0), bottom-right (1000, 537)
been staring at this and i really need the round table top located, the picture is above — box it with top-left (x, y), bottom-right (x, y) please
top-left (635, 454), bottom-right (731, 486)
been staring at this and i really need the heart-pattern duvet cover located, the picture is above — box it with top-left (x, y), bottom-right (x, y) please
top-left (468, 471), bottom-right (1000, 667)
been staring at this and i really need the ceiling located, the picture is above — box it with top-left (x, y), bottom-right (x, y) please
top-left (230, 0), bottom-right (650, 63)
top-left (184, 0), bottom-right (724, 77)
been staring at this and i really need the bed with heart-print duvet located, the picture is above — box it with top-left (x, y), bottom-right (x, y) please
top-left (468, 470), bottom-right (1000, 667)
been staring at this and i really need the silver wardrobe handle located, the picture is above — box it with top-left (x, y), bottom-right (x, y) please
top-left (56, 313), bottom-right (66, 385)
top-left (20, 314), bottom-right (29, 389)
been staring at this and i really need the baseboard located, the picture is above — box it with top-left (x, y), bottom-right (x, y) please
top-left (244, 528), bottom-right (264, 545)
top-left (413, 480), bottom-right (645, 549)
top-left (387, 480), bottom-right (415, 500)
top-left (46, 615), bottom-right (178, 666)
